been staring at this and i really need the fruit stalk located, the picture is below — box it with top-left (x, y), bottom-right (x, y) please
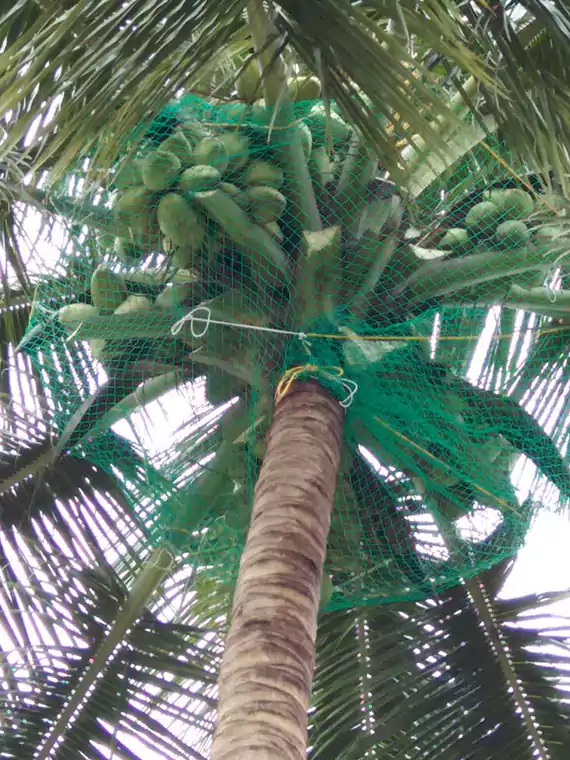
top-left (335, 132), bottom-right (378, 232)
top-left (246, 0), bottom-right (321, 232)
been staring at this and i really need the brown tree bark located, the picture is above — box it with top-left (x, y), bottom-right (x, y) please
top-left (210, 380), bottom-right (344, 760)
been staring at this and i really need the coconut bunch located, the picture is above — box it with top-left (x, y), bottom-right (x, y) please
top-left (439, 188), bottom-right (535, 254)
top-left (53, 70), bottom-right (368, 404)
top-left (54, 73), bottom-right (568, 392)
top-left (102, 70), bottom-right (350, 270)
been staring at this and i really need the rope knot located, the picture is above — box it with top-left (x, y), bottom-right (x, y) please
top-left (275, 364), bottom-right (358, 408)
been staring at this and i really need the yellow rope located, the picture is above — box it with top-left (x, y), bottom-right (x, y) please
top-left (275, 364), bottom-right (345, 402)
top-left (304, 324), bottom-right (569, 343)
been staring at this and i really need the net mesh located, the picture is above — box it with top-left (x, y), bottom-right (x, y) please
top-left (22, 93), bottom-right (570, 610)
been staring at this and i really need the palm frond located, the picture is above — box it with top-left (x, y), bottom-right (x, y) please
top-left (447, 0), bottom-right (570, 191)
top-left (0, 0), bottom-right (536, 182)
top-left (0, 552), bottom-right (219, 759)
top-left (0, 299), bottom-right (227, 757)
top-left (310, 560), bottom-right (570, 759)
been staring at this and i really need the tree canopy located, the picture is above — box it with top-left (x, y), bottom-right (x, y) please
top-left (1, 2), bottom-right (570, 758)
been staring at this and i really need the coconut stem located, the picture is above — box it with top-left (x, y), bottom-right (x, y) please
top-left (335, 131), bottom-right (378, 233)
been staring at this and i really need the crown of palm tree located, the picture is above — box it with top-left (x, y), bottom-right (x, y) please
top-left (3, 1), bottom-right (570, 758)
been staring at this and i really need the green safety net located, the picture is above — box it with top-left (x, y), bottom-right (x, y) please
top-left (22, 92), bottom-right (570, 610)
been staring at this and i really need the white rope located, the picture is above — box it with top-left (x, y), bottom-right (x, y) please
top-left (171, 306), bottom-right (308, 343)
top-left (173, 305), bottom-right (211, 339)
top-left (171, 307), bottom-right (358, 407)
top-left (38, 302), bottom-right (358, 405)
top-left (544, 249), bottom-right (570, 304)
top-left (338, 378), bottom-right (358, 408)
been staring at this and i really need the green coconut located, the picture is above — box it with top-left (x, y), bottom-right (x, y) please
top-left (114, 157), bottom-right (143, 189)
top-left (533, 225), bottom-right (566, 248)
top-left (217, 101), bottom-right (250, 125)
top-left (236, 60), bottom-right (262, 103)
top-left (192, 137), bottom-right (229, 173)
top-left (159, 130), bottom-right (194, 166)
top-left (114, 237), bottom-right (144, 264)
top-left (141, 150), bottom-right (182, 191)
top-left (243, 161), bottom-right (284, 189)
top-left (305, 104), bottom-right (351, 146)
top-left (486, 188), bottom-right (534, 220)
top-left (465, 201), bottom-right (501, 234)
top-left (494, 220), bottom-right (531, 247)
top-left (115, 294), bottom-right (153, 315)
top-left (245, 186), bottom-right (287, 224)
top-left (288, 75), bottom-right (322, 102)
top-left (157, 192), bottom-right (205, 249)
top-left (440, 227), bottom-right (471, 253)
top-left (155, 282), bottom-right (196, 311)
top-left (87, 295), bottom-right (152, 363)
top-left (535, 193), bottom-right (568, 218)
top-left (91, 266), bottom-right (128, 312)
top-left (499, 189), bottom-right (534, 220)
top-left (113, 186), bottom-right (152, 222)
top-left (58, 303), bottom-right (99, 328)
top-left (179, 165), bottom-right (221, 195)
top-left (113, 186), bottom-right (151, 219)
top-left (179, 122), bottom-right (210, 146)
top-left (220, 182), bottom-right (240, 196)
top-left (113, 186), bottom-right (159, 246)
top-left (216, 132), bottom-right (250, 174)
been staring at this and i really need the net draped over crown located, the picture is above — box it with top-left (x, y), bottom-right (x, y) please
top-left (22, 93), bottom-right (570, 609)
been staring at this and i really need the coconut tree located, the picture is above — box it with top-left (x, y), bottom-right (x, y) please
top-left (3, 1), bottom-right (570, 758)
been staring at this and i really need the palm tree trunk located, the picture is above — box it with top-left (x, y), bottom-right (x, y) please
top-left (210, 380), bottom-right (344, 760)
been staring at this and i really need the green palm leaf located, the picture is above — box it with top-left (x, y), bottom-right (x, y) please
top-left (2, 0), bottom-right (567, 183)
top-left (310, 561), bottom-right (570, 759)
